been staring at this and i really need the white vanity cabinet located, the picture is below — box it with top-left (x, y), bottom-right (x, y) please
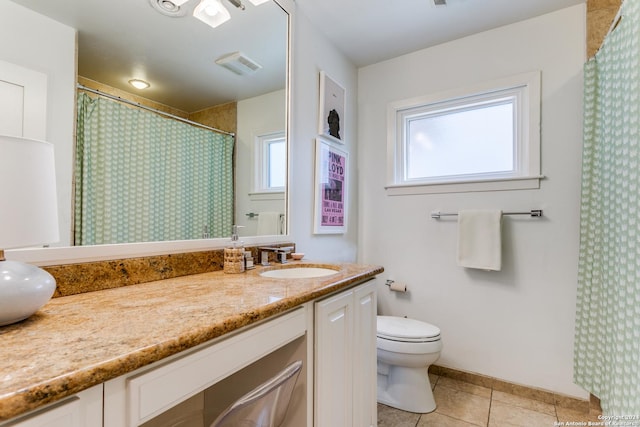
top-left (1, 275), bottom-right (380, 427)
top-left (314, 279), bottom-right (377, 427)
top-left (0, 385), bottom-right (102, 427)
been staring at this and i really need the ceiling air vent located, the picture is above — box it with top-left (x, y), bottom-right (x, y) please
top-left (148, 0), bottom-right (188, 17)
top-left (434, 0), bottom-right (446, 5)
top-left (215, 52), bottom-right (262, 75)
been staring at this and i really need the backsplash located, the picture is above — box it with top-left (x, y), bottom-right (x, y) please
top-left (44, 243), bottom-right (295, 297)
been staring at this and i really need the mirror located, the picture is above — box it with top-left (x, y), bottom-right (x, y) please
top-left (9, 0), bottom-right (289, 246)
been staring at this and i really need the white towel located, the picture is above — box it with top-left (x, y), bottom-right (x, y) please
top-left (257, 212), bottom-right (281, 235)
top-left (456, 210), bottom-right (503, 271)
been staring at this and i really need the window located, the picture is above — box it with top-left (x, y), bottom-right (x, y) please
top-left (254, 131), bottom-right (286, 194)
top-left (387, 72), bottom-right (541, 195)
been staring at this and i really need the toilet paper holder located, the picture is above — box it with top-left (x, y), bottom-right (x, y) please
top-left (385, 280), bottom-right (407, 292)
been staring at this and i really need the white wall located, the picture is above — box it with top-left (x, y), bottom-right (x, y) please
top-left (287, 7), bottom-right (359, 262)
top-left (236, 89), bottom-right (286, 236)
top-left (0, 1), bottom-right (76, 247)
top-left (358, 5), bottom-right (588, 398)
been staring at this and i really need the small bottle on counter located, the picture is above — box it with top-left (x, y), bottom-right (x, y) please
top-left (224, 225), bottom-right (245, 274)
top-left (244, 251), bottom-right (255, 270)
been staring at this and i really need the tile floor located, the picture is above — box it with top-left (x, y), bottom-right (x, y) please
top-left (378, 374), bottom-right (603, 426)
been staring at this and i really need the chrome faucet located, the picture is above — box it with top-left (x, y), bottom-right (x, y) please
top-left (259, 246), bottom-right (294, 265)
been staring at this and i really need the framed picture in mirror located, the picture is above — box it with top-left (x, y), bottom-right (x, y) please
top-left (314, 138), bottom-right (348, 234)
top-left (318, 71), bottom-right (346, 144)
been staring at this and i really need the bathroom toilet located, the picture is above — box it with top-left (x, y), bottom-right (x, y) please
top-left (376, 315), bottom-right (442, 413)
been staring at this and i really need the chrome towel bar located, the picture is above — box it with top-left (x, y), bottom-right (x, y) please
top-left (431, 209), bottom-right (543, 219)
top-left (246, 212), bottom-right (285, 219)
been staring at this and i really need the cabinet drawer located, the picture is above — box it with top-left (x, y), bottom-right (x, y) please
top-left (127, 307), bottom-right (306, 426)
top-left (1, 398), bottom-right (80, 427)
top-left (1, 385), bottom-right (102, 427)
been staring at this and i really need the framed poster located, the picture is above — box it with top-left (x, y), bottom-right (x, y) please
top-left (318, 71), bottom-right (346, 144)
top-left (314, 138), bottom-right (348, 234)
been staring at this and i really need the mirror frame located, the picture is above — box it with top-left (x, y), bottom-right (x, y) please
top-left (8, 0), bottom-right (294, 266)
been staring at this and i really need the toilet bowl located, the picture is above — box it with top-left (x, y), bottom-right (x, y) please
top-left (376, 315), bottom-right (442, 413)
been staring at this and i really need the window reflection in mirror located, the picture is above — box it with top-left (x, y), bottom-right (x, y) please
top-left (257, 131), bottom-right (286, 193)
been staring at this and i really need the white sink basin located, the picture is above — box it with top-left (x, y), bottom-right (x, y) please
top-left (260, 267), bottom-right (339, 279)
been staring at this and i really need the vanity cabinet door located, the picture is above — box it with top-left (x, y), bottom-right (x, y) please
top-left (314, 287), bottom-right (354, 427)
top-left (1, 385), bottom-right (102, 427)
top-left (353, 280), bottom-right (377, 427)
top-left (314, 279), bottom-right (377, 427)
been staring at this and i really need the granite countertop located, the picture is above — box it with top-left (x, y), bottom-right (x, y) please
top-left (0, 261), bottom-right (383, 421)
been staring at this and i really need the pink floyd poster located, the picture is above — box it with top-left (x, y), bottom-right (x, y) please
top-left (315, 139), bottom-right (348, 234)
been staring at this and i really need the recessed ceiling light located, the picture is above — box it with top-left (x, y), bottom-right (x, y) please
top-left (129, 79), bottom-right (151, 90)
top-left (248, 0), bottom-right (269, 5)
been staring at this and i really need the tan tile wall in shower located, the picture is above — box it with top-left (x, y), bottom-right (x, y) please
top-left (587, 0), bottom-right (623, 58)
top-left (188, 102), bottom-right (237, 135)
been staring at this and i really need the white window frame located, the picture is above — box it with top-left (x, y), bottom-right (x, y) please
top-left (252, 131), bottom-right (286, 199)
top-left (386, 71), bottom-right (542, 195)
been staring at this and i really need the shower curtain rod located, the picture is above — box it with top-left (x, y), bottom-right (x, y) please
top-left (77, 84), bottom-right (235, 137)
top-left (605, 1), bottom-right (624, 39)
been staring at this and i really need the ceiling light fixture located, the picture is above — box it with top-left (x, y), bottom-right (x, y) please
top-left (248, 0), bottom-right (269, 5)
top-left (193, 0), bottom-right (231, 28)
top-left (129, 79), bottom-right (151, 90)
top-left (434, 0), bottom-right (447, 5)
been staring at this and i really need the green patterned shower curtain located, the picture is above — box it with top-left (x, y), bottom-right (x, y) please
top-left (575, 0), bottom-right (640, 415)
top-left (74, 93), bottom-right (234, 245)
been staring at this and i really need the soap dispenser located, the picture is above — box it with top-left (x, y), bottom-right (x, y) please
top-left (224, 225), bottom-right (245, 274)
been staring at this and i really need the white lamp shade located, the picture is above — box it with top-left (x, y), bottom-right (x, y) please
top-left (0, 135), bottom-right (59, 250)
top-left (193, 0), bottom-right (231, 28)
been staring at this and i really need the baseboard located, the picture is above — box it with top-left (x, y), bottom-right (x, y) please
top-left (429, 365), bottom-right (601, 414)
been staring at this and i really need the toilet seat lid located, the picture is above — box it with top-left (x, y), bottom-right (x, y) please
top-left (377, 316), bottom-right (441, 342)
